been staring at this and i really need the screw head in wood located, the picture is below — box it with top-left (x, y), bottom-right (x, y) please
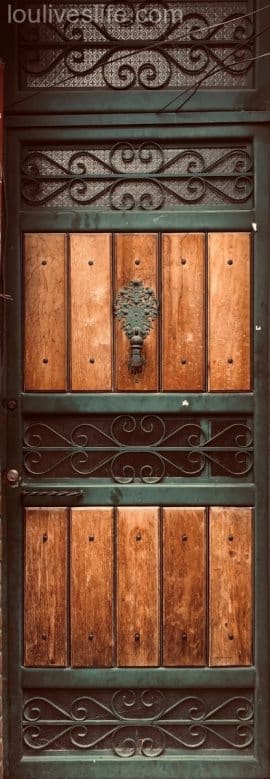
top-left (88, 633), bottom-right (94, 641)
top-left (135, 633), bottom-right (141, 642)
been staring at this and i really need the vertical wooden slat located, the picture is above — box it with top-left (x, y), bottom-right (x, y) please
top-left (115, 234), bottom-right (158, 391)
top-left (163, 508), bottom-right (206, 666)
top-left (24, 233), bottom-right (67, 390)
top-left (24, 509), bottom-right (67, 667)
top-left (70, 234), bottom-right (112, 391)
top-left (71, 508), bottom-right (113, 667)
top-left (209, 507), bottom-right (253, 666)
top-left (162, 234), bottom-right (205, 390)
top-left (208, 233), bottom-right (251, 390)
top-left (117, 508), bottom-right (159, 666)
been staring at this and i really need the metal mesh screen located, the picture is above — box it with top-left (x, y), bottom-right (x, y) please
top-left (19, 1), bottom-right (255, 89)
top-left (21, 143), bottom-right (254, 209)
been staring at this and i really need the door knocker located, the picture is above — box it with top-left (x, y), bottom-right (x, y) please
top-left (114, 280), bottom-right (159, 374)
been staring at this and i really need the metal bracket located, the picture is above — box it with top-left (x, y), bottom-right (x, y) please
top-left (114, 279), bottom-right (159, 374)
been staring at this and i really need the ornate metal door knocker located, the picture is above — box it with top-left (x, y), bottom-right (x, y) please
top-left (114, 280), bottom-right (159, 374)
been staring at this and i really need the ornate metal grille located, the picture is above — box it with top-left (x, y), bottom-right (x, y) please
top-left (23, 415), bottom-right (253, 481)
top-left (19, 2), bottom-right (255, 90)
top-left (21, 144), bottom-right (253, 209)
top-left (23, 689), bottom-right (254, 754)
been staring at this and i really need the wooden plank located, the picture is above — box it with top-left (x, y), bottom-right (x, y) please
top-left (24, 509), bottom-right (67, 667)
top-left (208, 233), bottom-right (251, 390)
top-left (70, 234), bottom-right (112, 391)
top-left (71, 508), bottom-right (113, 667)
top-left (115, 234), bottom-right (158, 391)
top-left (24, 233), bottom-right (67, 391)
top-left (162, 234), bottom-right (205, 390)
top-left (163, 508), bottom-right (206, 666)
top-left (117, 508), bottom-right (160, 666)
top-left (209, 507), bottom-right (253, 666)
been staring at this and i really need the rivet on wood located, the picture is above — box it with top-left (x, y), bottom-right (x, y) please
top-left (182, 534), bottom-right (188, 542)
top-left (88, 260), bottom-right (94, 266)
top-left (228, 358), bottom-right (234, 364)
top-left (43, 358), bottom-right (48, 364)
top-left (136, 532), bottom-right (142, 541)
top-left (181, 259), bottom-right (187, 265)
top-left (135, 633), bottom-right (140, 642)
top-left (227, 259), bottom-right (234, 265)
top-left (41, 260), bottom-right (47, 266)
top-left (181, 359), bottom-right (187, 365)
top-left (43, 533), bottom-right (48, 542)
top-left (89, 358), bottom-right (95, 364)
top-left (135, 259), bottom-right (141, 266)
top-left (89, 535), bottom-right (95, 542)
top-left (42, 634), bottom-right (47, 641)
top-left (228, 534), bottom-right (234, 541)
top-left (182, 632), bottom-right (188, 641)
top-left (88, 633), bottom-right (94, 641)
top-left (228, 634), bottom-right (234, 641)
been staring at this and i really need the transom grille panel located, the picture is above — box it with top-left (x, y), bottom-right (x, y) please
top-left (19, 2), bottom-right (255, 90)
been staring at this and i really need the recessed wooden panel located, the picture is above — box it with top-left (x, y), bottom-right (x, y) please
top-left (70, 233), bottom-right (112, 390)
top-left (209, 507), bottom-right (253, 666)
top-left (24, 509), bottom-right (67, 667)
top-left (208, 233), bottom-right (251, 390)
top-left (24, 233), bottom-right (67, 390)
top-left (115, 234), bottom-right (158, 391)
top-left (117, 508), bottom-right (159, 666)
top-left (163, 508), bottom-right (206, 666)
top-left (162, 234), bottom-right (205, 390)
top-left (71, 508), bottom-right (113, 667)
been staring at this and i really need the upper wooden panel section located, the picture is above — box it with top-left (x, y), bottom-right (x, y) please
top-left (24, 232), bottom-right (251, 392)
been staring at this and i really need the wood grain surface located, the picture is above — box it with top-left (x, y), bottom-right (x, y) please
top-left (209, 507), bottom-right (253, 666)
top-left (163, 508), bottom-right (206, 666)
top-left (24, 233), bottom-right (67, 390)
top-left (162, 234), bottom-right (205, 390)
top-left (24, 509), bottom-right (67, 666)
top-left (117, 507), bottom-right (160, 666)
top-left (115, 234), bottom-right (158, 391)
top-left (208, 233), bottom-right (251, 390)
top-left (71, 508), bottom-right (113, 667)
top-left (70, 233), bottom-right (112, 390)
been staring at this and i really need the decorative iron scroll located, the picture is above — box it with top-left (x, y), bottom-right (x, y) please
top-left (19, 2), bottom-right (254, 90)
top-left (21, 144), bottom-right (254, 209)
top-left (23, 689), bottom-right (254, 754)
top-left (23, 416), bottom-right (253, 481)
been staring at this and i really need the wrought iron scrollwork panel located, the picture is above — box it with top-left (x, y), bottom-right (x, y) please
top-left (19, 2), bottom-right (255, 90)
top-left (23, 415), bottom-right (253, 481)
top-left (21, 144), bottom-right (254, 209)
top-left (23, 688), bottom-right (254, 754)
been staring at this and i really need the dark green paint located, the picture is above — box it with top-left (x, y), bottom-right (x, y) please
top-left (2, 4), bottom-right (270, 773)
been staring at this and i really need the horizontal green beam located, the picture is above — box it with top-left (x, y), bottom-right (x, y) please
top-left (21, 393), bottom-right (254, 415)
top-left (17, 758), bottom-right (263, 779)
top-left (6, 111), bottom-right (270, 128)
top-left (20, 483), bottom-right (254, 506)
top-left (19, 211), bottom-right (255, 232)
top-left (22, 666), bottom-right (256, 689)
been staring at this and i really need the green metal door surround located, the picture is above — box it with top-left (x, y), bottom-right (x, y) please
top-left (1, 3), bottom-right (270, 777)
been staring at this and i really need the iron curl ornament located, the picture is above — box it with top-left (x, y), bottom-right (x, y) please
top-left (114, 280), bottom-right (159, 374)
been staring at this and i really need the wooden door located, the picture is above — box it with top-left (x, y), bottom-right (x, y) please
top-left (8, 229), bottom-right (255, 774)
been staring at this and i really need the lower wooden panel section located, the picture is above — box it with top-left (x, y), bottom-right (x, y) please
top-left (163, 508), bottom-right (206, 666)
top-left (24, 506), bottom-right (253, 668)
top-left (24, 509), bottom-right (68, 667)
top-left (117, 508), bottom-right (160, 667)
top-left (209, 507), bottom-right (253, 666)
top-left (71, 508), bottom-right (113, 667)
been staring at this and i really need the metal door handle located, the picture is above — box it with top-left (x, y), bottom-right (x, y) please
top-left (114, 279), bottom-right (159, 374)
